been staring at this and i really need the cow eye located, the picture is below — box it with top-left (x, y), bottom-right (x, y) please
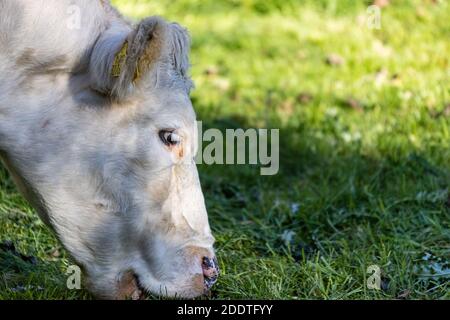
top-left (159, 130), bottom-right (181, 146)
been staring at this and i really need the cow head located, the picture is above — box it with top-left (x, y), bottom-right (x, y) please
top-left (0, 14), bottom-right (218, 299)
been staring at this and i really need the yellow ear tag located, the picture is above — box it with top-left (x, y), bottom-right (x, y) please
top-left (133, 63), bottom-right (141, 82)
top-left (111, 41), bottom-right (128, 77)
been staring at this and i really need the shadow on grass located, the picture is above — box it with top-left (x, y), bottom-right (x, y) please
top-left (197, 115), bottom-right (449, 294)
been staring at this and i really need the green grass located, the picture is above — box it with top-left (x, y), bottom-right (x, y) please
top-left (1, 0), bottom-right (449, 299)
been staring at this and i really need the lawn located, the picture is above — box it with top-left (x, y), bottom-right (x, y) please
top-left (0, 0), bottom-right (449, 299)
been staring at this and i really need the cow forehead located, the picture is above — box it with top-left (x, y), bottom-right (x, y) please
top-left (139, 90), bottom-right (197, 128)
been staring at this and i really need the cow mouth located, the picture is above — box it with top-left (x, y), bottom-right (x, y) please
top-left (132, 273), bottom-right (146, 300)
top-left (119, 268), bottom-right (217, 300)
top-left (116, 270), bottom-right (146, 300)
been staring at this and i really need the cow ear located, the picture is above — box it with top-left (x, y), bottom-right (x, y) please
top-left (109, 17), bottom-right (168, 100)
top-left (90, 17), bottom-right (168, 100)
top-left (168, 22), bottom-right (194, 93)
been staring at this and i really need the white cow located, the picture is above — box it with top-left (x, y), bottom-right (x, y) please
top-left (0, 0), bottom-right (218, 299)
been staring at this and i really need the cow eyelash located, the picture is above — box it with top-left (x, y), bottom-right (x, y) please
top-left (159, 130), bottom-right (181, 146)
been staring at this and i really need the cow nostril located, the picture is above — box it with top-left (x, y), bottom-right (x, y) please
top-left (202, 256), bottom-right (213, 269)
top-left (202, 256), bottom-right (219, 290)
top-left (202, 256), bottom-right (219, 275)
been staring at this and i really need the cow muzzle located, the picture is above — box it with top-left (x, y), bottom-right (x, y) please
top-left (202, 255), bottom-right (219, 291)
